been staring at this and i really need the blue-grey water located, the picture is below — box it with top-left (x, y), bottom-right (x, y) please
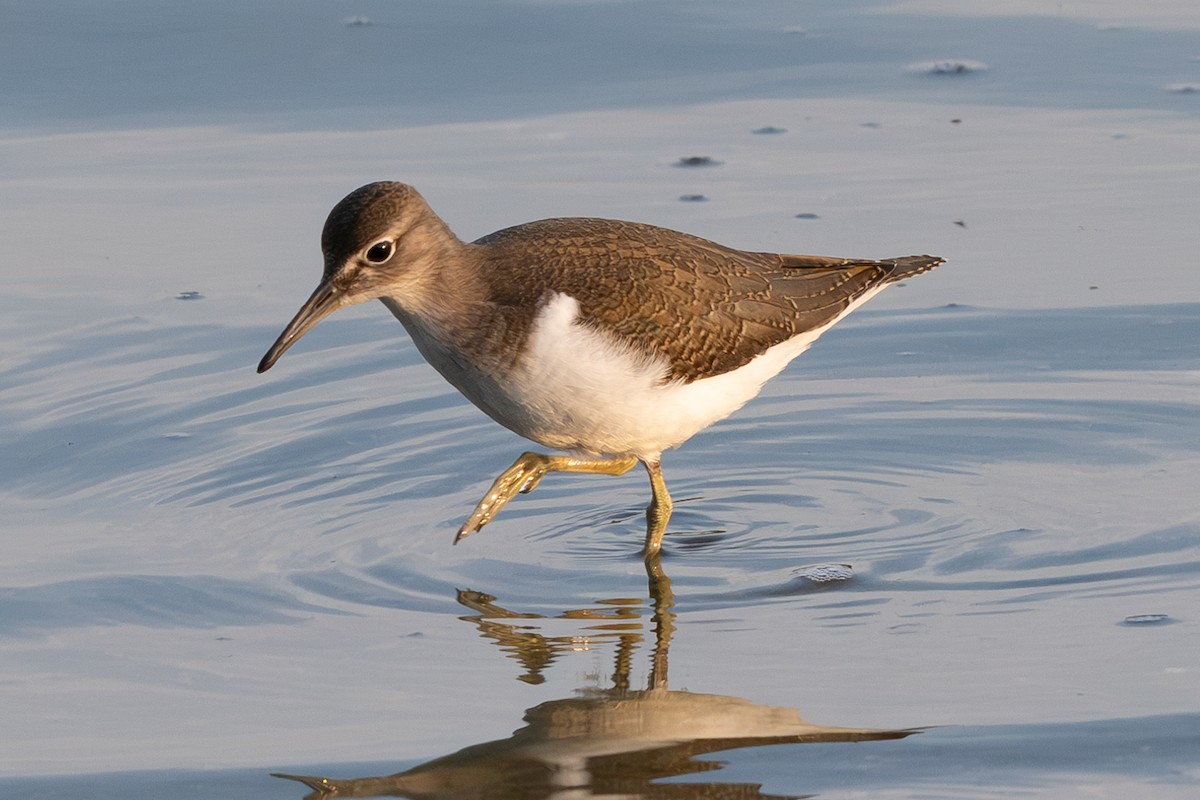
top-left (2, 2), bottom-right (1199, 798)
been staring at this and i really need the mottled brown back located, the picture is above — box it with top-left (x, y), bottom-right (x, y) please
top-left (473, 218), bottom-right (941, 382)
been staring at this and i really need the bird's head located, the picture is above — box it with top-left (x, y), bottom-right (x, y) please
top-left (258, 182), bottom-right (455, 373)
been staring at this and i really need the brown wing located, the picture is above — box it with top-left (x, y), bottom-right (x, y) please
top-left (474, 218), bottom-right (941, 382)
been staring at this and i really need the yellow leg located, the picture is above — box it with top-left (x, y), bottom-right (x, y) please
top-left (455, 452), bottom-right (638, 543)
top-left (641, 458), bottom-right (673, 560)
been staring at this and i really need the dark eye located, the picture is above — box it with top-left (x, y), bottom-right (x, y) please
top-left (365, 240), bottom-right (394, 263)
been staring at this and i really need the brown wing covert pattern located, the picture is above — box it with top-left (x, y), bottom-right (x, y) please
top-left (474, 218), bottom-right (941, 383)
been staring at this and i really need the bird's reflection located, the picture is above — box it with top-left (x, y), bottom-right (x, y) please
top-left (275, 555), bottom-right (916, 799)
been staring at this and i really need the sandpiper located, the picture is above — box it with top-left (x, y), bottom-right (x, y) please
top-left (258, 182), bottom-right (941, 558)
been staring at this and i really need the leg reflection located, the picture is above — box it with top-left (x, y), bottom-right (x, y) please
top-left (644, 550), bottom-right (674, 691)
top-left (454, 555), bottom-right (679, 690)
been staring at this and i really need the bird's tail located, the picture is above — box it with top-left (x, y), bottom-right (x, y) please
top-left (884, 254), bottom-right (944, 282)
top-left (776, 253), bottom-right (944, 283)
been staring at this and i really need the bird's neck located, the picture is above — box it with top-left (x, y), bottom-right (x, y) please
top-left (378, 228), bottom-right (506, 369)
top-left (380, 208), bottom-right (482, 313)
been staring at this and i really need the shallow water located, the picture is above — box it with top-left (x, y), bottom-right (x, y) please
top-left (3, 1), bottom-right (1200, 797)
top-left (6, 302), bottom-right (1198, 794)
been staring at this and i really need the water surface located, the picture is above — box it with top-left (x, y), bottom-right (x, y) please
top-left (2, 1), bottom-right (1198, 797)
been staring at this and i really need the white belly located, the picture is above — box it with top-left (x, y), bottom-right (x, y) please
top-left (386, 291), bottom-right (881, 459)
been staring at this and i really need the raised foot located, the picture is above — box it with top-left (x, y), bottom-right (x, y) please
top-left (455, 452), bottom-right (552, 543)
top-left (453, 452), bottom-right (641, 544)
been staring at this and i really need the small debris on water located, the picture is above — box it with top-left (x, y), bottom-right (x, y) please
top-left (675, 156), bottom-right (721, 167)
top-left (175, 291), bottom-right (204, 300)
top-left (860, 121), bottom-right (882, 129)
top-left (933, 62), bottom-right (970, 74)
top-left (679, 194), bottom-right (708, 202)
top-left (908, 59), bottom-right (988, 75)
top-left (752, 126), bottom-right (788, 135)
top-left (1164, 83), bottom-right (1199, 94)
top-left (795, 563), bottom-right (854, 584)
top-left (1122, 614), bottom-right (1171, 626)
top-left (343, 16), bottom-right (372, 27)
top-left (953, 219), bottom-right (966, 228)
top-left (794, 212), bottom-right (819, 219)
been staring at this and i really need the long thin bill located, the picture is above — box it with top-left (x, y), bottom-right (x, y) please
top-left (257, 281), bottom-right (341, 373)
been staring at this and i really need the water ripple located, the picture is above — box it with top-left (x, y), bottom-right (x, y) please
top-left (3, 304), bottom-right (1198, 626)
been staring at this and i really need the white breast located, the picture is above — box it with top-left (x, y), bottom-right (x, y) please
top-left (387, 290), bottom-right (883, 459)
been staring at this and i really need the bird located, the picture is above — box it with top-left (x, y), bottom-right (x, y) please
top-left (258, 182), bottom-right (942, 559)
